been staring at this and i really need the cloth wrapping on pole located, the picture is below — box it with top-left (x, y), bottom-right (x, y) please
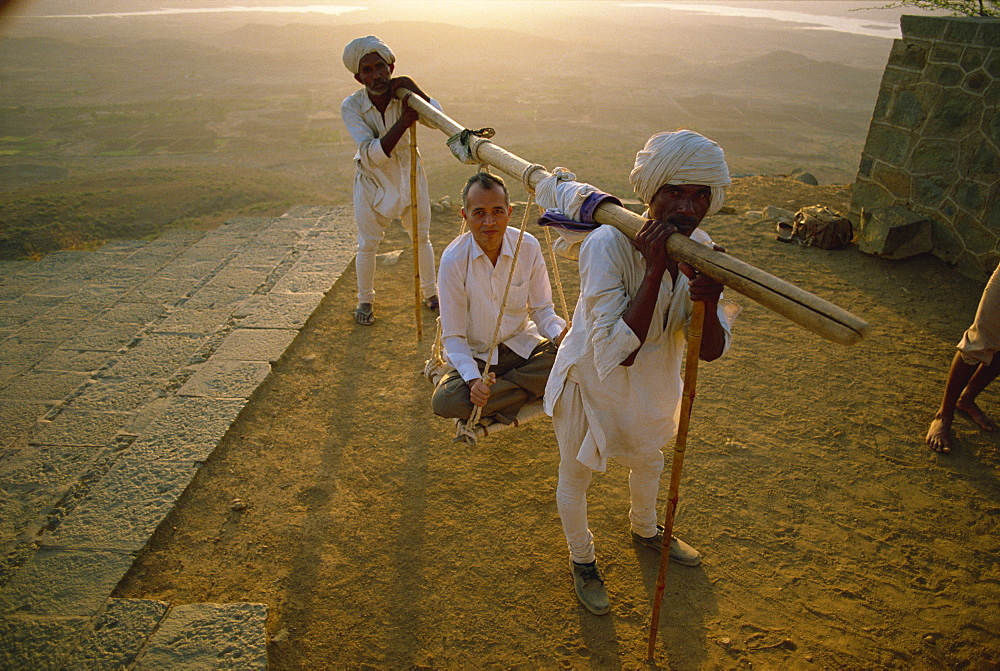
top-left (536, 175), bottom-right (623, 260)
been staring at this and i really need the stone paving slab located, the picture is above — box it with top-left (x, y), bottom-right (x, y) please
top-left (153, 306), bottom-right (236, 336)
top-left (0, 204), bottom-right (356, 668)
top-left (68, 377), bottom-right (162, 413)
top-left (0, 370), bottom-right (90, 402)
top-left (0, 487), bottom-right (60, 543)
top-left (98, 301), bottom-right (167, 326)
top-left (59, 322), bottom-right (140, 352)
top-left (15, 317), bottom-right (90, 344)
top-left (0, 337), bottom-right (60, 366)
top-left (178, 359), bottom-right (272, 400)
top-left (0, 548), bottom-right (136, 616)
top-left (0, 613), bottom-right (90, 671)
top-left (44, 457), bottom-right (200, 553)
top-left (182, 285), bottom-right (256, 312)
top-left (236, 292), bottom-right (325, 329)
top-left (29, 409), bottom-right (136, 447)
top-left (270, 268), bottom-right (338, 294)
top-left (0, 445), bottom-right (102, 493)
top-left (136, 602), bottom-right (269, 670)
top-left (103, 333), bottom-right (207, 379)
top-left (0, 400), bottom-right (51, 448)
top-left (210, 328), bottom-right (297, 363)
top-left (61, 598), bottom-right (169, 670)
top-left (34, 348), bottom-right (115, 375)
top-left (127, 396), bottom-right (248, 462)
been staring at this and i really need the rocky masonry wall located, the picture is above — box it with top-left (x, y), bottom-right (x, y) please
top-left (851, 15), bottom-right (1000, 279)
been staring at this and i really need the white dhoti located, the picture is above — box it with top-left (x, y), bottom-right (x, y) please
top-left (553, 380), bottom-right (664, 564)
top-left (353, 183), bottom-right (436, 305)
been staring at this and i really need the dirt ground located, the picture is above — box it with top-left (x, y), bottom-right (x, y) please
top-left (116, 177), bottom-right (1000, 670)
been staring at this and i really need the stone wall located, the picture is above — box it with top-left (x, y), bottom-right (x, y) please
top-left (851, 15), bottom-right (999, 279)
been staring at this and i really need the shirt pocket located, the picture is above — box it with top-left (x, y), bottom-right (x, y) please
top-left (503, 280), bottom-right (529, 312)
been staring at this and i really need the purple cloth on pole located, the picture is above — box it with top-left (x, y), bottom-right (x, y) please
top-left (537, 191), bottom-right (622, 230)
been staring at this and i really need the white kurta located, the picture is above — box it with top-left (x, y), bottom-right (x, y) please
top-left (439, 228), bottom-right (566, 383)
top-left (544, 224), bottom-right (737, 471)
top-left (340, 88), bottom-right (442, 220)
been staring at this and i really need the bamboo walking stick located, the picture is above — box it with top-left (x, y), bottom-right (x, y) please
top-left (409, 124), bottom-right (423, 341)
top-left (646, 299), bottom-right (705, 659)
top-left (394, 88), bottom-right (870, 346)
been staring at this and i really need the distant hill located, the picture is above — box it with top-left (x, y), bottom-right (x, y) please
top-left (714, 49), bottom-right (884, 100)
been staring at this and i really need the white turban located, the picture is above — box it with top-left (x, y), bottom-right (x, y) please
top-left (629, 130), bottom-right (731, 215)
top-left (342, 36), bottom-right (395, 75)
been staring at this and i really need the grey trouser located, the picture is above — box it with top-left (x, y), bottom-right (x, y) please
top-left (431, 340), bottom-right (557, 423)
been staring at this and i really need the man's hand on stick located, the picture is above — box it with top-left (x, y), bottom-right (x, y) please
top-left (399, 98), bottom-right (420, 128)
top-left (390, 76), bottom-right (429, 103)
top-left (681, 264), bottom-right (724, 303)
top-left (468, 373), bottom-right (496, 407)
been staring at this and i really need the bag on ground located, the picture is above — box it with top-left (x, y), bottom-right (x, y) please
top-left (792, 205), bottom-right (853, 250)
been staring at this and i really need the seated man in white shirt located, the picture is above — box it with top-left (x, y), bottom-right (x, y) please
top-left (432, 172), bottom-right (567, 425)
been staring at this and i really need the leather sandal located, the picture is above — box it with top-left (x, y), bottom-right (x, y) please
top-left (354, 303), bottom-right (375, 325)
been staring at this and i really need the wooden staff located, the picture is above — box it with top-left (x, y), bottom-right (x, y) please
top-left (647, 300), bottom-right (705, 659)
top-left (409, 124), bottom-right (422, 341)
top-left (394, 87), bottom-right (870, 346)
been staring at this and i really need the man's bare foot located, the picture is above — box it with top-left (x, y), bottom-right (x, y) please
top-left (957, 397), bottom-right (997, 432)
top-left (925, 416), bottom-right (952, 453)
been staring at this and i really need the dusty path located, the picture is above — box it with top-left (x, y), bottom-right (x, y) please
top-left (117, 177), bottom-right (1000, 670)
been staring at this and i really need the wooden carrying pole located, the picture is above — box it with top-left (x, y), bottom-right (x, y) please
top-left (646, 300), bottom-right (705, 659)
top-left (409, 125), bottom-right (423, 341)
top-left (395, 88), bottom-right (870, 346)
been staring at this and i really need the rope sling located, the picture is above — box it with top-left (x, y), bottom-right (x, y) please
top-left (424, 162), bottom-right (571, 445)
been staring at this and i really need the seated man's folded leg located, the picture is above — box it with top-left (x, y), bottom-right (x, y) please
top-left (477, 381), bottom-right (529, 424)
top-left (501, 339), bottom-right (558, 402)
top-left (432, 341), bottom-right (556, 424)
top-left (431, 370), bottom-right (476, 419)
top-left (432, 368), bottom-right (528, 424)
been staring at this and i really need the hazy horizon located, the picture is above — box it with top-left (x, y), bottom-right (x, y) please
top-left (0, 0), bottom-right (916, 254)
top-left (11, 1), bottom-right (907, 40)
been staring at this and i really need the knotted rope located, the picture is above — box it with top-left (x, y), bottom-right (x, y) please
top-left (447, 127), bottom-right (496, 165)
top-left (540, 214), bottom-right (569, 318)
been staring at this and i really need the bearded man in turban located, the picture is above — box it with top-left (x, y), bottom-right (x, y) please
top-left (341, 36), bottom-right (440, 325)
top-left (542, 130), bottom-right (738, 615)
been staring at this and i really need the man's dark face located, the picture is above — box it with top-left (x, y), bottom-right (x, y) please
top-left (354, 52), bottom-right (392, 95)
top-left (648, 183), bottom-right (712, 237)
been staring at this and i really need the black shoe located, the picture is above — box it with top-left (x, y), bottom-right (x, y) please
top-left (631, 525), bottom-right (702, 566)
top-left (570, 560), bottom-right (610, 615)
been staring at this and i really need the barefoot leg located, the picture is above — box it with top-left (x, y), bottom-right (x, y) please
top-left (956, 355), bottom-right (1000, 431)
top-left (926, 353), bottom-right (978, 453)
top-left (925, 416), bottom-right (953, 453)
top-left (956, 399), bottom-right (997, 432)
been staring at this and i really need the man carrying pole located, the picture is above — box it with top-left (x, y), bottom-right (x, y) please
top-left (340, 36), bottom-right (439, 325)
top-left (542, 130), bottom-right (737, 615)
